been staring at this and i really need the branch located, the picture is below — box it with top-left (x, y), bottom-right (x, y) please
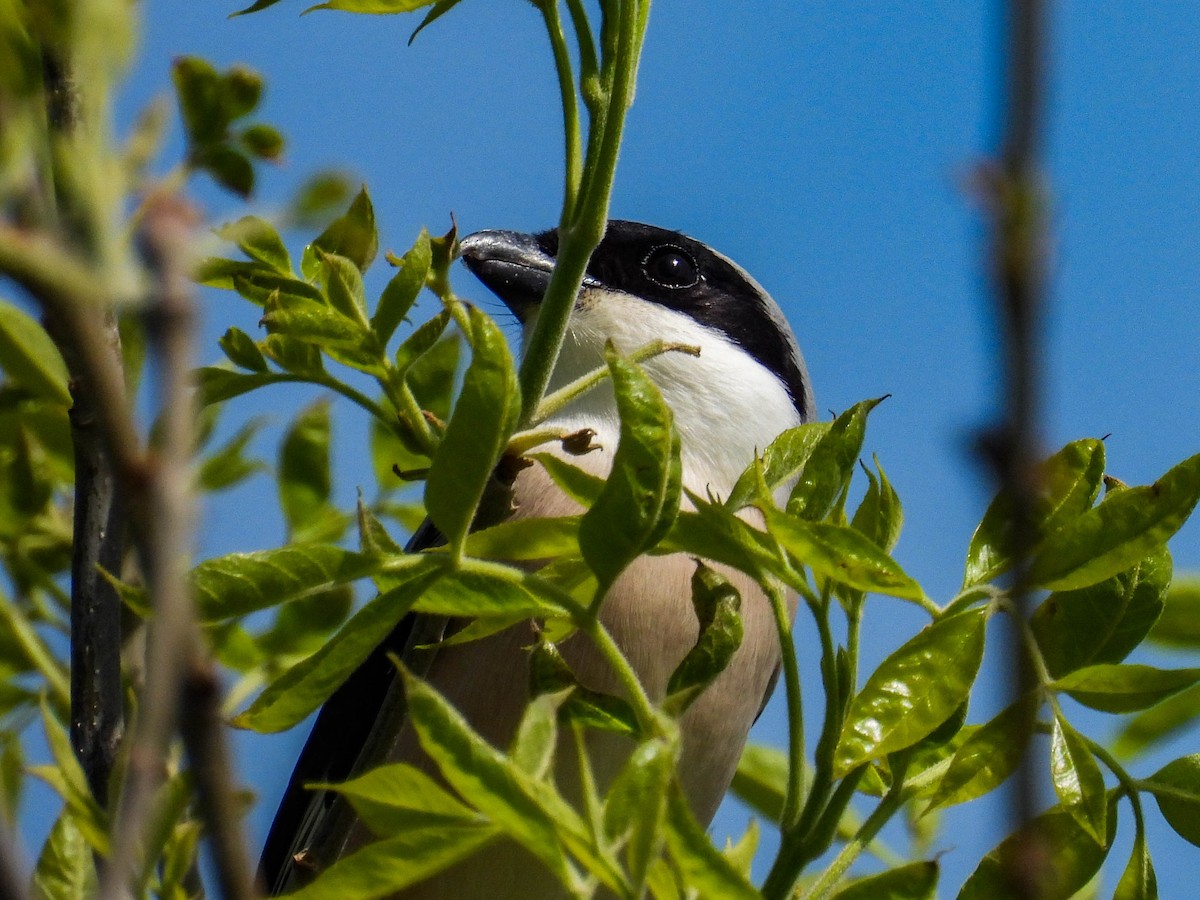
top-left (981, 0), bottom-right (1050, 895)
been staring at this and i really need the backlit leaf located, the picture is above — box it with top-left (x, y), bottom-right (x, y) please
top-left (1051, 664), bottom-right (1200, 714)
top-left (1145, 754), bottom-right (1200, 847)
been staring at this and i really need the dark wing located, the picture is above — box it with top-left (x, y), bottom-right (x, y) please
top-left (257, 518), bottom-right (444, 895)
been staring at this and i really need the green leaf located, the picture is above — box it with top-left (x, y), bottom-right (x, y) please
top-left (172, 56), bottom-right (224, 144)
top-left (233, 561), bottom-right (442, 732)
top-left (196, 416), bottom-right (267, 492)
top-left (307, 0), bottom-right (443, 11)
top-left (1113, 829), bottom-right (1158, 900)
top-left (724, 421), bottom-right (831, 511)
top-left (0, 732), bottom-right (23, 823)
top-left (1031, 547), bottom-right (1171, 678)
top-left (215, 215), bottom-right (291, 274)
top-left (763, 506), bottom-right (924, 601)
top-left (424, 306), bottom-right (520, 552)
top-left (401, 669), bottom-right (573, 885)
top-left (529, 640), bottom-right (637, 736)
top-left (603, 739), bottom-right (674, 894)
top-left (278, 400), bottom-right (333, 539)
top-left (412, 568), bottom-right (563, 619)
top-left (35, 700), bottom-right (108, 854)
top-left (461, 516), bottom-right (581, 562)
top-left (663, 787), bottom-right (758, 900)
top-left (508, 690), bottom-right (568, 780)
top-left (195, 144), bottom-right (254, 197)
top-left (304, 186), bottom-right (377, 275)
top-left (408, 0), bottom-right (463, 43)
top-left (965, 438), bottom-right (1106, 587)
top-left (1148, 576), bottom-right (1200, 649)
top-left (1050, 715), bottom-right (1107, 844)
top-left (260, 294), bottom-right (374, 357)
top-left (321, 763), bottom-right (480, 837)
top-left (240, 123), bottom-right (285, 160)
top-left (231, 270), bottom-right (326, 307)
top-left (1114, 683), bottom-right (1200, 759)
top-left (282, 825), bottom-right (499, 900)
top-left (31, 814), bottom-right (98, 900)
top-left (1051, 664), bottom-right (1200, 714)
top-left (850, 455), bottom-right (904, 553)
top-left (262, 334), bottom-right (324, 375)
top-left (257, 584), bottom-right (354, 658)
top-left (664, 499), bottom-right (780, 583)
top-left (318, 249), bottom-right (370, 324)
top-left (958, 801), bottom-right (1115, 900)
top-left (0, 299), bottom-right (71, 405)
top-left (832, 860), bottom-right (938, 900)
top-left (222, 66), bottom-right (263, 120)
top-left (730, 743), bottom-right (789, 823)
top-left (529, 452), bottom-right (606, 508)
top-left (787, 397), bottom-right (884, 520)
top-left (1145, 754), bottom-right (1200, 847)
top-left (579, 347), bottom-right (682, 590)
top-left (924, 693), bottom-right (1037, 812)
top-left (191, 544), bottom-right (390, 622)
top-left (664, 563), bottom-right (743, 714)
top-left (1028, 452), bottom-right (1200, 590)
top-left (394, 308), bottom-right (450, 373)
top-left (194, 367), bottom-right (294, 406)
top-left (834, 608), bottom-right (986, 776)
top-left (217, 326), bottom-right (268, 372)
top-left (373, 231), bottom-right (431, 346)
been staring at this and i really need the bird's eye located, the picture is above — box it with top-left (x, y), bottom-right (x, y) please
top-left (642, 245), bottom-right (699, 289)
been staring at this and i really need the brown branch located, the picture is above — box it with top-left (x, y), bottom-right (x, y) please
top-left (982, 0), bottom-right (1051, 896)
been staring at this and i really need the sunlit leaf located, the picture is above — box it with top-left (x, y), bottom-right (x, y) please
top-left (217, 326), bottom-right (268, 372)
top-left (1144, 754), bottom-right (1200, 847)
top-left (834, 608), bottom-right (986, 776)
top-left (320, 763), bottom-right (480, 837)
top-left (215, 215), bottom-right (291, 274)
top-left (579, 347), bottom-right (681, 590)
top-left (303, 186), bottom-right (377, 275)
top-left (373, 230), bottom-right (431, 346)
top-left (1028, 452), bottom-right (1200, 590)
top-left (663, 787), bottom-right (758, 900)
top-left (31, 814), bottom-right (98, 900)
top-left (730, 743), bottom-right (789, 824)
top-left (832, 860), bottom-right (938, 900)
top-left (1148, 576), bottom-right (1200, 649)
top-left (1050, 714), bottom-right (1107, 844)
top-left (664, 563), bottom-right (743, 714)
top-left (787, 398), bottom-right (884, 521)
top-left (1051, 664), bottom-right (1200, 714)
top-left (0, 299), bottom-right (71, 406)
top-left (604, 739), bottom-right (674, 894)
top-left (1113, 829), bottom-right (1158, 900)
top-left (1113, 683), bottom-right (1200, 759)
top-left (724, 421), bottom-right (831, 511)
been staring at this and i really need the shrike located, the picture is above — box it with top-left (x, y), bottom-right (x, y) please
top-left (260, 221), bottom-right (814, 898)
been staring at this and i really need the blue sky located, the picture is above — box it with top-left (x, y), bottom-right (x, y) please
top-left (26, 0), bottom-right (1200, 894)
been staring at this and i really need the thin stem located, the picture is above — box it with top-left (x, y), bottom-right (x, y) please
top-left (765, 580), bottom-right (804, 829)
top-left (793, 597), bottom-right (840, 839)
top-left (530, 340), bottom-right (699, 425)
top-left (563, 0), bottom-right (600, 89)
top-left (539, 0), bottom-right (583, 218)
top-left (799, 776), bottom-right (907, 900)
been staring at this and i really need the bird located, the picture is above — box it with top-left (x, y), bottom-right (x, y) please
top-left (258, 220), bottom-right (814, 898)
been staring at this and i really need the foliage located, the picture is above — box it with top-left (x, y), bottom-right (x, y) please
top-left (0, 0), bottom-right (1199, 899)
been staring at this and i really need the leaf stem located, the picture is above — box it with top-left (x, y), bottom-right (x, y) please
top-left (765, 579), bottom-right (805, 829)
top-left (539, 0), bottom-right (583, 219)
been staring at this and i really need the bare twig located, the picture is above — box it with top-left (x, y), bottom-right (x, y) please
top-left (981, 0), bottom-right (1050, 895)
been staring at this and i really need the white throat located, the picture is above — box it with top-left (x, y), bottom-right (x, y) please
top-left (531, 289), bottom-right (803, 499)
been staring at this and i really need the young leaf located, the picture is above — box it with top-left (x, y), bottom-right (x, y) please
top-left (191, 544), bottom-right (392, 622)
top-left (508, 690), bottom-right (569, 780)
top-left (35, 700), bottom-right (108, 853)
top-left (724, 421), bottom-right (831, 511)
top-left (318, 250), bottom-right (371, 324)
top-left (850, 455), bottom-right (903, 553)
top-left (965, 438), bottom-right (1105, 587)
top-left (763, 506), bottom-right (923, 601)
top-left (196, 416), bottom-right (267, 492)
top-left (259, 294), bottom-right (373, 355)
top-left (217, 326), bottom-right (268, 372)
top-left (0, 299), bottom-right (71, 406)
top-left (1050, 715), bottom-right (1107, 844)
top-left (401, 669), bottom-right (573, 886)
top-left (319, 763), bottom-right (480, 837)
top-left (281, 825), bottom-right (499, 900)
top-left (578, 347), bottom-right (682, 591)
top-left (373, 230), bottom-right (432, 346)
top-left (303, 186), bottom-right (378, 276)
top-left (233, 561), bottom-right (442, 732)
top-left (194, 367), bottom-right (294, 407)
top-left (787, 398), bottom-right (885, 521)
top-left (1148, 576), bottom-right (1200, 649)
top-left (1113, 683), bottom-right (1200, 759)
top-left (172, 56), bottom-right (225, 144)
top-left (1113, 829), bottom-right (1158, 900)
top-left (424, 306), bottom-right (520, 553)
top-left (394, 308), bottom-right (451, 373)
top-left (528, 453), bottom-right (606, 508)
top-left (1051, 664), bottom-right (1200, 714)
top-left (1144, 754), bottom-right (1200, 847)
top-left (923, 692), bottom-right (1037, 812)
top-left (31, 814), bottom-right (99, 900)
top-left (664, 563), bottom-right (743, 714)
top-left (230, 270), bottom-right (325, 307)
top-left (831, 860), bottom-right (938, 900)
top-left (1028, 451), bottom-right (1200, 591)
top-left (663, 787), bottom-right (758, 900)
top-left (1031, 547), bottom-right (1171, 678)
top-left (604, 739), bottom-right (674, 894)
top-left (215, 215), bottom-right (292, 274)
top-left (834, 607), bottom-right (987, 776)
top-left (958, 801), bottom-right (1116, 900)
top-left (461, 516), bottom-right (581, 563)
top-left (278, 400), bottom-right (333, 539)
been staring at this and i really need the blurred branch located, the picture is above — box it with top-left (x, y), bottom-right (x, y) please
top-left (982, 0), bottom-right (1050, 895)
top-left (36, 41), bottom-right (128, 806)
top-left (0, 824), bottom-right (28, 900)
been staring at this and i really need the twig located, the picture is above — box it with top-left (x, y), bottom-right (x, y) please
top-left (980, 0), bottom-right (1049, 895)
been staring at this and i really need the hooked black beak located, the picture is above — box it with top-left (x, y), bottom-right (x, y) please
top-left (459, 230), bottom-right (554, 322)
